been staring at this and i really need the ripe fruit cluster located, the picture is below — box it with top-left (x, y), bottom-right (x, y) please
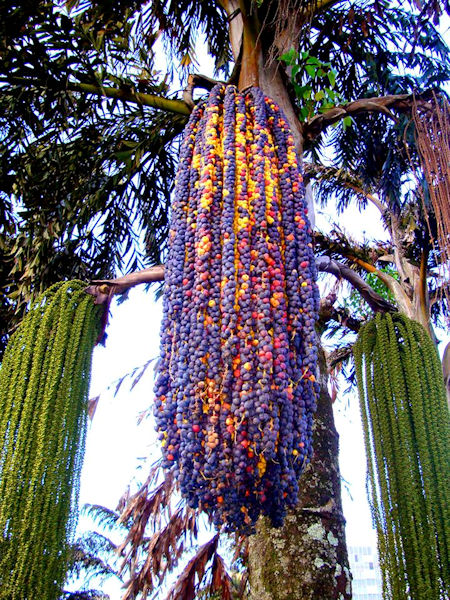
top-left (154, 84), bottom-right (319, 530)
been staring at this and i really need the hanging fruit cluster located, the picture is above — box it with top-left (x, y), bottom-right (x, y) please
top-left (154, 84), bottom-right (320, 530)
top-left (354, 312), bottom-right (450, 600)
top-left (0, 281), bottom-right (100, 600)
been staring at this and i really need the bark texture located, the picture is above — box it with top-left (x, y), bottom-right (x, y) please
top-left (247, 359), bottom-right (352, 600)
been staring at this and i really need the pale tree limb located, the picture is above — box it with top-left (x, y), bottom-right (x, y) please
top-left (85, 266), bottom-right (165, 344)
top-left (1, 76), bottom-right (192, 116)
top-left (315, 256), bottom-right (396, 313)
top-left (86, 258), bottom-right (395, 315)
top-left (182, 73), bottom-right (225, 107)
top-left (303, 92), bottom-right (433, 140)
top-left (85, 266), bottom-right (165, 306)
top-left (314, 232), bottom-right (412, 315)
top-left (304, 164), bottom-right (386, 216)
top-left (335, 253), bottom-right (414, 317)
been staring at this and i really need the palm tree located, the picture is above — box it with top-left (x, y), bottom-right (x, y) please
top-left (62, 504), bottom-right (125, 600)
top-left (0, 1), bottom-right (448, 598)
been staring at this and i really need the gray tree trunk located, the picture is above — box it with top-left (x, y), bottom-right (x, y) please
top-left (247, 357), bottom-right (352, 600)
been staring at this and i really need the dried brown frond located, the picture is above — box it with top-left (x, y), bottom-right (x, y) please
top-left (412, 93), bottom-right (450, 317)
top-left (121, 505), bottom-right (199, 599)
top-left (86, 358), bottom-right (156, 416)
top-left (118, 462), bottom-right (174, 537)
top-left (228, 532), bottom-right (247, 565)
top-left (165, 534), bottom-right (220, 600)
top-left (209, 553), bottom-right (233, 600)
top-left (257, 0), bottom-right (317, 63)
top-left (116, 460), bottom-right (210, 600)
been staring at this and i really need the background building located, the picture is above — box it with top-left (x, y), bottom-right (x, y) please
top-left (349, 544), bottom-right (383, 600)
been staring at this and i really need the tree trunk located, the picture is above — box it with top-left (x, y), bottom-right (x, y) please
top-left (247, 354), bottom-right (352, 600)
top-left (246, 83), bottom-right (353, 600)
top-left (221, 3), bottom-right (352, 596)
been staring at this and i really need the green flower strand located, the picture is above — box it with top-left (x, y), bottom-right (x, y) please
top-left (353, 312), bottom-right (450, 600)
top-left (22, 287), bottom-right (86, 596)
top-left (0, 281), bottom-right (100, 600)
top-left (10, 287), bottom-right (70, 596)
top-left (385, 315), bottom-right (433, 597)
top-left (397, 318), bottom-right (441, 582)
top-left (404, 318), bottom-right (450, 581)
top-left (372, 315), bottom-right (408, 599)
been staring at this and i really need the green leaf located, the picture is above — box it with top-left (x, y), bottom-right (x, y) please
top-left (291, 64), bottom-right (300, 78)
top-left (298, 106), bottom-right (309, 122)
top-left (280, 48), bottom-right (297, 65)
top-left (319, 102), bottom-right (335, 112)
top-left (293, 82), bottom-right (304, 98)
top-left (306, 64), bottom-right (317, 78)
top-left (343, 116), bottom-right (353, 129)
top-left (306, 56), bottom-right (321, 66)
top-left (327, 70), bottom-right (336, 87)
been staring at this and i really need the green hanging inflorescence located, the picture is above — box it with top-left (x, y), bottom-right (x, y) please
top-left (0, 281), bottom-right (101, 600)
top-left (354, 312), bottom-right (450, 600)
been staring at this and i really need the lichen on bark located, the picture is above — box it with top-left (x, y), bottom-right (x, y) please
top-left (247, 358), bottom-right (352, 600)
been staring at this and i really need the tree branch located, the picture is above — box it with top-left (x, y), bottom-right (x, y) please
top-left (303, 92), bottom-right (433, 140)
top-left (2, 76), bottom-right (192, 116)
top-left (85, 266), bottom-right (165, 306)
top-left (182, 73), bottom-right (224, 108)
top-left (305, 164), bottom-right (386, 216)
top-left (85, 258), bottom-right (395, 316)
top-left (319, 294), bottom-right (362, 333)
top-left (315, 255), bottom-right (396, 313)
top-left (314, 231), bottom-right (410, 312)
top-left (85, 266), bottom-right (165, 344)
top-left (329, 251), bottom-right (413, 316)
top-left (327, 344), bottom-right (354, 371)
